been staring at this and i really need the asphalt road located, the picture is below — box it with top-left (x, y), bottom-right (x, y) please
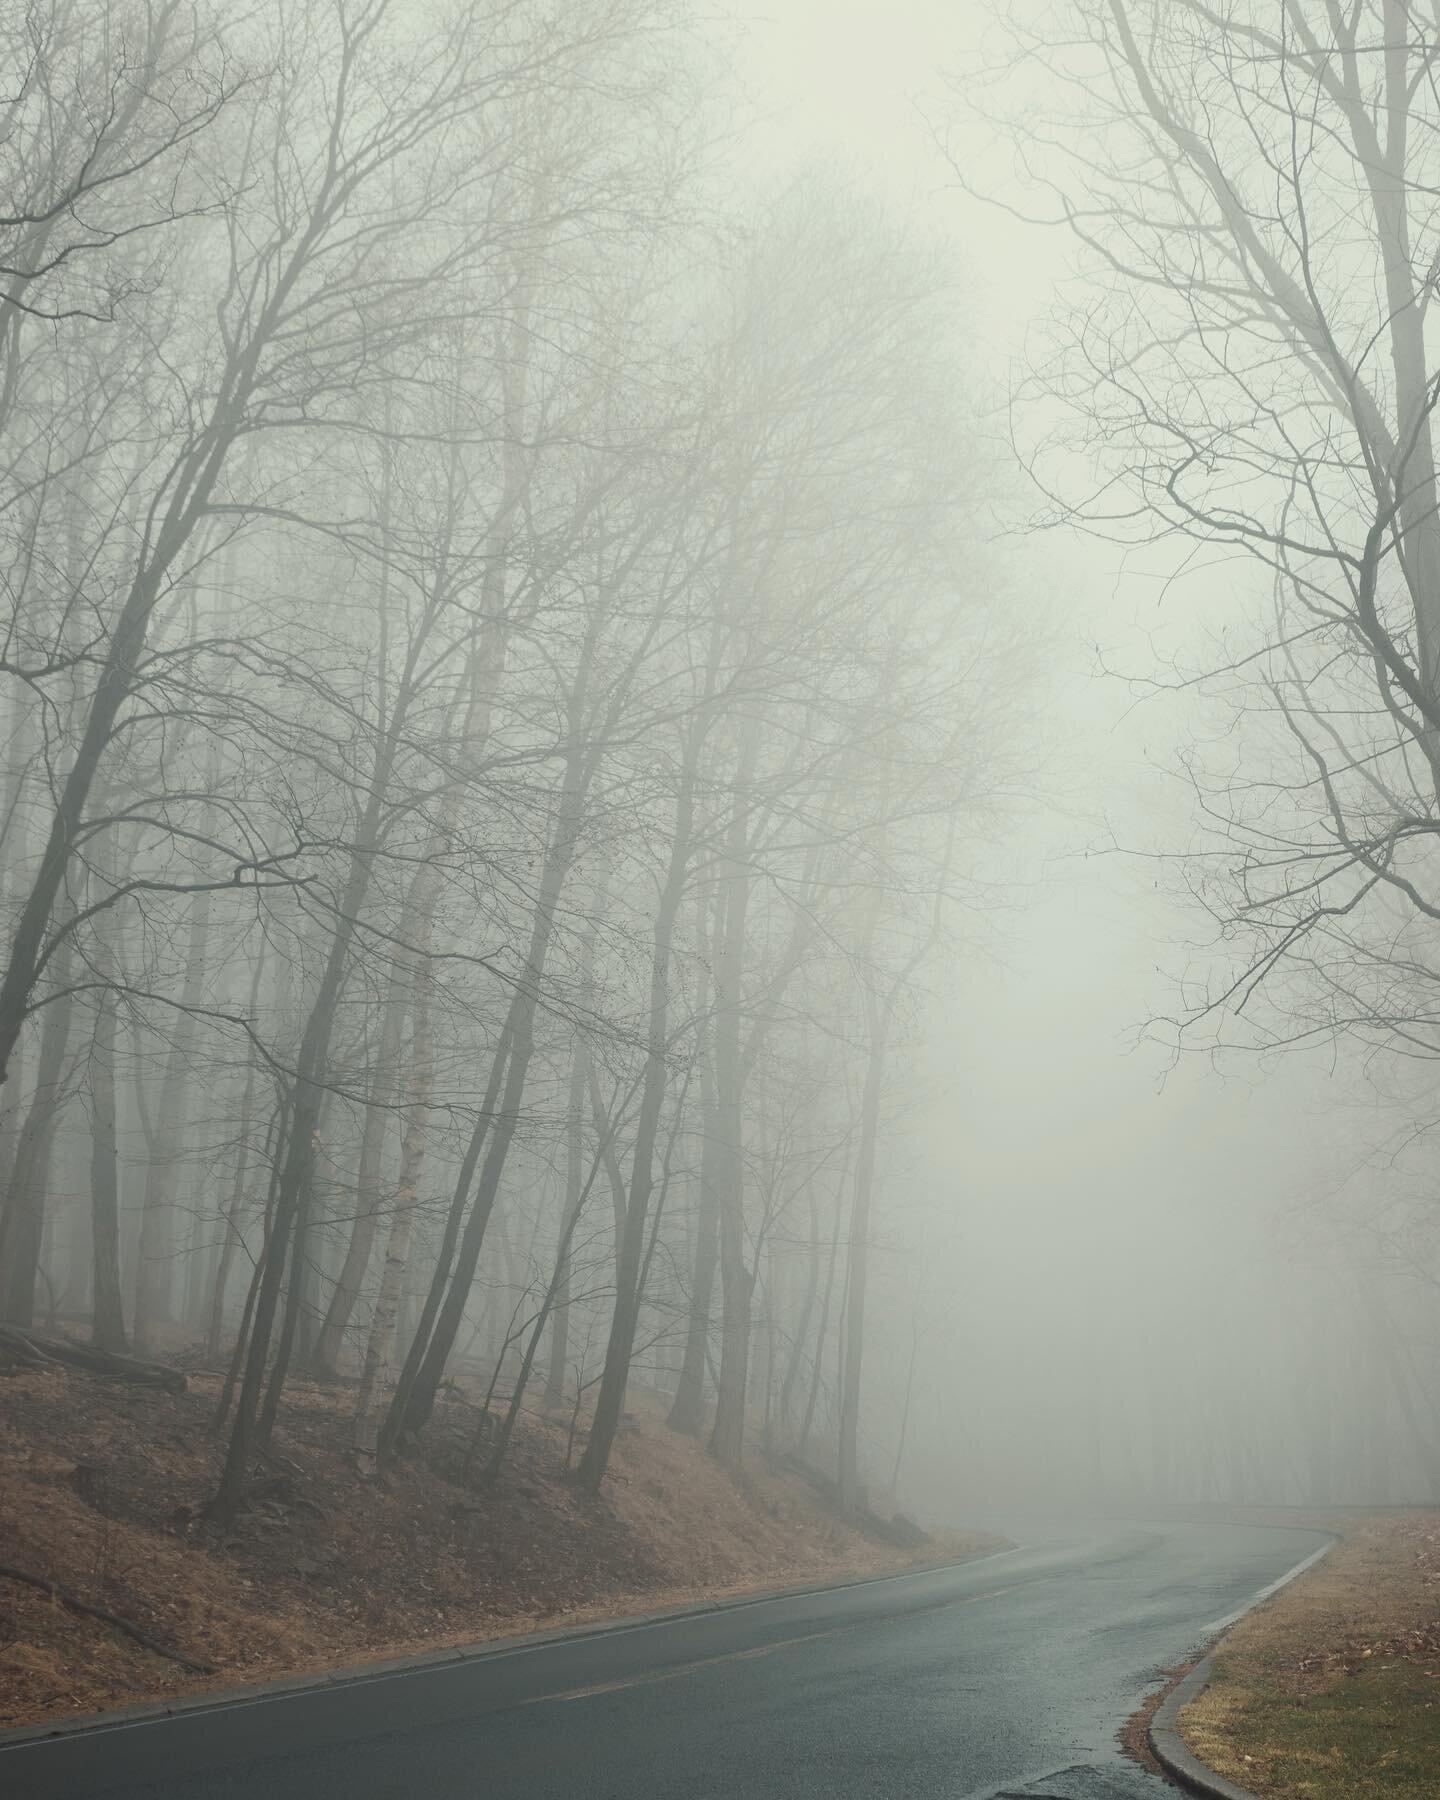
top-left (2, 1519), bottom-right (1327, 1800)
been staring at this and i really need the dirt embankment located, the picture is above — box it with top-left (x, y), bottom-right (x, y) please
top-left (0, 1359), bottom-right (997, 1729)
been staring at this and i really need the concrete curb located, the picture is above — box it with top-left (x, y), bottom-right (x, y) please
top-left (1147, 1535), bottom-right (1337, 1800)
top-left (0, 1541), bottom-right (1017, 1752)
top-left (1149, 1654), bottom-right (1262, 1800)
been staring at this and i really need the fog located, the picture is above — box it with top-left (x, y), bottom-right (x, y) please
top-left (2, 0), bottom-right (1438, 1580)
top-left (738, 0), bottom-right (1440, 1520)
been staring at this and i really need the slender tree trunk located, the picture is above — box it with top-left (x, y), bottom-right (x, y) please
top-left (256, 1163), bottom-right (319, 1449)
top-left (837, 982), bottom-right (887, 1516)
top-left (491, 1101), bottom-right (631, 1480)
top-left (577, 801), bottom-right (694, 1490)
top-left (211, 1099), bottom-right (285, 1435)
top-left (887, 1307), bottom-right (921, 1500)
top-left (0, 936), bottom-right (76, 1324)
top-left (667, 1148), bottom-right (719, 1434)
top-left (88, 984), bottom-right (127, 1352)
top-left (544, 936), bottom-right (595, 1410)
top-left (778, 1184), bottom-right (820, 1433)
top-left (799, 1185), bottom-right (845, 1459)
top-left (310, 957), bottom-right (407, 1379)
top-left (669, 931), bottom-right (720, 1436)
top-left (587, 1063), bottom-right (630, 1253)
top-left (708, 751), bottom-right (758, 1468)
top-left (575, 708), bottom-right (714, 1489)
top-left (290, 1142), bottom-right (327, 1372)
top-left (206, 1140), bottom-right (252, 1364)
top-left (389, 998), bottom-right (539, 1440)
top-left (354, 951), bottom-right (434, 1474)
top-left (210, 1024), bottom-right (339, 1516)
top-left (380, 1035), bottom-right (509, 1451)
top-left (133, 884), bottom-right (212, 1353)
top-left (0, 693), bottom-right (33, 1202)
top-left (708, 1138), bottom-right (752, 1467)
top-left (205, 950), bottom-right (269, 1361)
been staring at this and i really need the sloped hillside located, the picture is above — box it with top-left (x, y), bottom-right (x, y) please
top-left (0, 1358), bottom-right (997, 1728)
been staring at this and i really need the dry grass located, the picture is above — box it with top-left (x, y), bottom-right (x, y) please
top-left (0, 1362), bottom-right (1000, 1730)
top-left (1181, 1513), bottom-right (1440, 1799)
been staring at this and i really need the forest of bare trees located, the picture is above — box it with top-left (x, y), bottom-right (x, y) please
top-left (10, 0), bottom-right (1440, 1562)
top-left (0, 0), bottom-right (1018, 1527)
top-left (12, 9), bottom-right (1440, 1793)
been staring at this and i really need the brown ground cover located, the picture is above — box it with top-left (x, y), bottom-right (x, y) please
top-left (0, 1357), bottom-right (996, 1729)
top-left (1179, 1513), bottom-right (1440, 1799)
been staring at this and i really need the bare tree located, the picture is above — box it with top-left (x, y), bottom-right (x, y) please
top-left (958, 3), bottom-right (1440, 1065)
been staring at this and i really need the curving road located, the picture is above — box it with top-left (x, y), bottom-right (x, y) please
top-left (1, 1519), bottom-right (1326, 1800)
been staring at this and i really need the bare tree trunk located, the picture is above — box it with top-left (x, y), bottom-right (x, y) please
top-left (310, 956), bottom-right (407, 1379)
top-left (587, 1064), bottom-right (629, 1261)
top-left (211, 1100), bottom-right (285, 1436)
top-left (205, 950), bottom-right (269, 1361)
top-left (577, 691), bottom-right (717, 1490)
top-left (837, 982), bottom-right (886, 1515)
top-left (89, 986), bottom-right (127, 1353)
top-left (667, 1143), bottom-right (718, 1433)
top-left (799, 1186), bottom-right (844, 1459)
top-left (290, 1145), bottom-right (327, 1373)
top-left (834, 810), bottom-right (950, 1512)
top-left (0, 1022), bottom-right (26, 1216)
top-left (255, 1183), bottom-right (314, 1450)
top-left (778, 1184), bottom-right (820, 1434)
top-left (0, 694), bottom-right (33, 1202)
top-left (390, 1005), bottom-right (538, 1441)
top-left (761, 1236), bottom-right (778, 1461)
top-left (489, 1108), bottom-right (625, 1479)
top-left (577, 846), bottom-right (692, 1488)
top-left (708, 1137), bottom-right (753, 1468)
top-left (0, 936), bottom-right (76, 1325)
top-left (133, 884), bottom-right (211, 1353)
top-left (708, 760), bottom-right (757, 1468)
top-left (669, 922), bottom-right (719, 1435)
top-left (544, 956), bottom-right (593, 1410)
top-left (354, 953), bottom-right (434, 1475)
top-left (380, 1036), bottom-right (509, 1451)
top-left (887, 1301), bottom-right (922, 1500)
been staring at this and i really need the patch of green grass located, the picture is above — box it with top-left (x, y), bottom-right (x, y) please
top-left (1186, 1658), bottom-right (1440, 1799)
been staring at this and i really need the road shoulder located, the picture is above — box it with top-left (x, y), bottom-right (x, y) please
top-left (1149, 1514), bottom-right (1440, 1800)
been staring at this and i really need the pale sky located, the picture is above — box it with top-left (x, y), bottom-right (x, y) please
top-left (730, 2), bottom-right (1049, 340)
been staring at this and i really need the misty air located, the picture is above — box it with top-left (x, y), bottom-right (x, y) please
top-left (0, 6), bottom-right (1435, 1799)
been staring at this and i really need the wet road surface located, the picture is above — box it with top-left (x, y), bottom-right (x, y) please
top-left (1, 1519), bottom-right (1326, 1799)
